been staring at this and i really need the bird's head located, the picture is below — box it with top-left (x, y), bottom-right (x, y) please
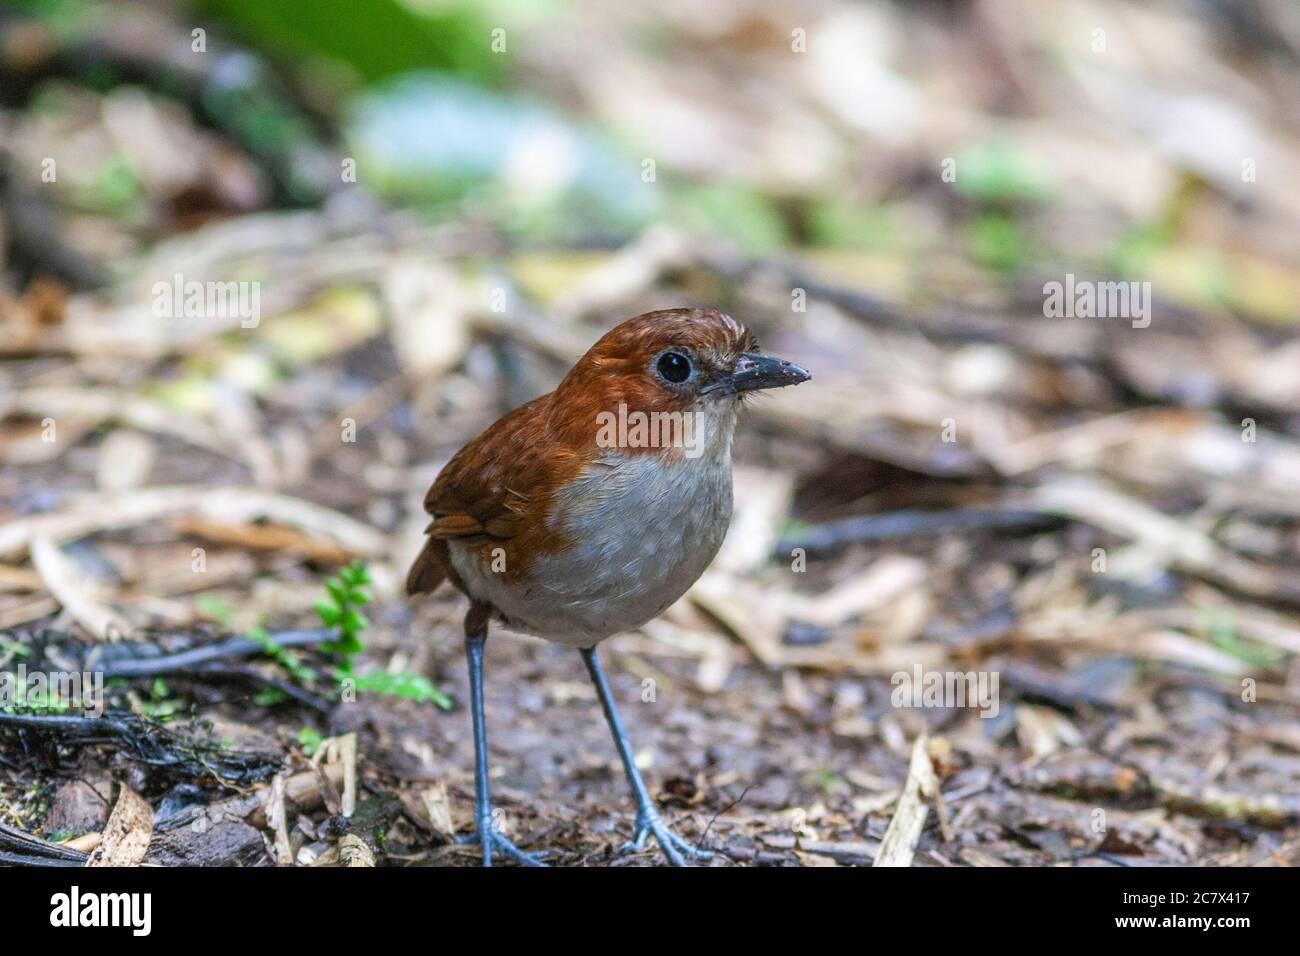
top-left (562, 308), bottom-right (810, 409)
top-left (554, 308), bottom-right (810, 460)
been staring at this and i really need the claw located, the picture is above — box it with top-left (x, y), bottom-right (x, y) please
top-left (619, 809), bottom-right (713, 866)
top-left (485, 831), bottom-right (549, 867)
top-left (461, 816), bottom-right (549, 867)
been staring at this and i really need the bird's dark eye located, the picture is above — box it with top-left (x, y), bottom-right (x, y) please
top-left (656, 351), bottom-right (692, 384)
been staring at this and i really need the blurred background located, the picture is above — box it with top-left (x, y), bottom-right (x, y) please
top-left (1, 0), bottom-right (1299, 867)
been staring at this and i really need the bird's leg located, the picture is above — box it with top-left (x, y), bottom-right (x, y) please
top-left (460, 603), bottom-right (547, 867)
top-left (580, 646), bottom-right (713, 866)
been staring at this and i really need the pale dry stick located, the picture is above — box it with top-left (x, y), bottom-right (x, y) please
top-left (1150, 586), bottom-right (1300, 656)
top-left (689, 572), bottom-right (785, 668)
top-left (30, 536), bottom-right (129, 640)
top-left (712, 467), bottom-right (794, 575)
top-left (761, 835), bottom-right (880, 866)
top-left (0, 416), bottom-right (97, 464)
top-left (313, 732), bottom-right (359, 818)
top-left (987, 408), bottom-right (1202, 476)
top-left (247, 762), bottom-right (345, 829)
top-left (550, 227), bottom-right (696, 323)
top-left (0, 564), bottom-right (44, 591)
top-left (207, 391), bottom-right (279, 487)
top-left (0, 486), bottom-right (387, 563)
top-left (1014, 614), bottom-right (1258, 678)
top-left (383, 255), bottom-right (474, 379)
top-left (691, 559), bottom-right (932, 663)
top-left (264, 773), bottom-right (294, 866)
top-left (0, 596), bottom-right (59, 630)
top-left (1034, 476), bottom-right (1300, 606)
top-left (474, 281), bottom-right (597, 365)
top-left (873, 733), bottom-right (940, 868)
top-left (170, 517), bottom-right (352, 563)
top-left (634, 619), bottom-right (734, 693)
top-left (418, 782), bottom-right (456, 837)
top-left (1, 387), bottom-right (269, 477)
top-left (690, 570), bottom-right (948, 674)
top-left (785, 555), bottom-right (928, 628)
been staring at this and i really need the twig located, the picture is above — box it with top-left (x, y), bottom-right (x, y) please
top-left (0, 710), bottom-right (281, 785)
top-left (87, 629), bottom-right (332, 678)
top-left (184, 661), bottom-right (333, 713)
top-left (778, 508), bottom-right (1064, 559)
top-left (0, 821), bottom-right (88, 866)
top-left (697, 783), bottom-right (753, 855)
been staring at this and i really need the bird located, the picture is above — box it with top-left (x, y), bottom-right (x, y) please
top-left (407, 307), bottom-right (810, 866)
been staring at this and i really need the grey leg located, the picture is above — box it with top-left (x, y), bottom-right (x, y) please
top-left (580, 645), bottom-right (712, 866)
top-left (461, 604), bottom-right (547, 867)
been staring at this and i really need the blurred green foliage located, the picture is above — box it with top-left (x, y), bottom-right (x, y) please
top-left (952, 139), bottom-right (1053, 275)
top-left (953, 139), bottom-right (1052, 206)
top-left (194, 0), bottom-right (505, 87)
top-left (74, 155), bottom-right (143, 217)
top-left (13, 0), bottom-right (1218, 289)
top-left (3, 0), bottom-right (95, 32)
top-left (673, 182), bottom-right (789, 254)
top-left (963, 213), bottom-right (1030, 275)
top-left (807, 201), bottom-right (898, 251)
top-left (297, 726), bottom-right (324, 755)
top-left (1201, 609), bottom-right (1285, 670)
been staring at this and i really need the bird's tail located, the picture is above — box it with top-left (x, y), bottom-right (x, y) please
top-left (405, 537), bottom-right (449, 595)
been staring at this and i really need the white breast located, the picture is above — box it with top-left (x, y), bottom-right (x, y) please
top-left (450, 404), bottom-right (736, 647)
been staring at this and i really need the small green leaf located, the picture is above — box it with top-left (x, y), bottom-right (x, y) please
top-left (255, 688), bottom-right (288, 707)
top-left (351, 669), bottom-right (452, 709)
top-left (297, 727), bottom-right (325, 755)
top-left (196, 594), bottom-right (235, 628)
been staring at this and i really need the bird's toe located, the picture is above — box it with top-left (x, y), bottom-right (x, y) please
top-left (490, 833), bottom-right (549, 867)
top-left (621, 810), bottom-right (712, 866)
top-left (460, 819), bottom-right (549, 867)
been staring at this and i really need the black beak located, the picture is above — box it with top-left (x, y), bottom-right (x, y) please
top-left (701, 352), bottom-right (811, 396)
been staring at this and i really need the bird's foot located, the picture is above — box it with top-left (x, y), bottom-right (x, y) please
top-left (620, 808), bottom-right (713, 866)
top-left (457, 818), bottom-right (549, 867)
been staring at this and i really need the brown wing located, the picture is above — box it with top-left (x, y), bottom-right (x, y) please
top-left (405, 394), bottom-right (579, 596)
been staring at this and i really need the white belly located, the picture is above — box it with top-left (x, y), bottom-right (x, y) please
top-left (450, 449), bottom-right (733, 647)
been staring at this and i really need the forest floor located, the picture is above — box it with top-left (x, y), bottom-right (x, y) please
top-left (3, 0), bottom-right (1300, 867)
top-left (3, 226), bottom-right (1299, 867)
